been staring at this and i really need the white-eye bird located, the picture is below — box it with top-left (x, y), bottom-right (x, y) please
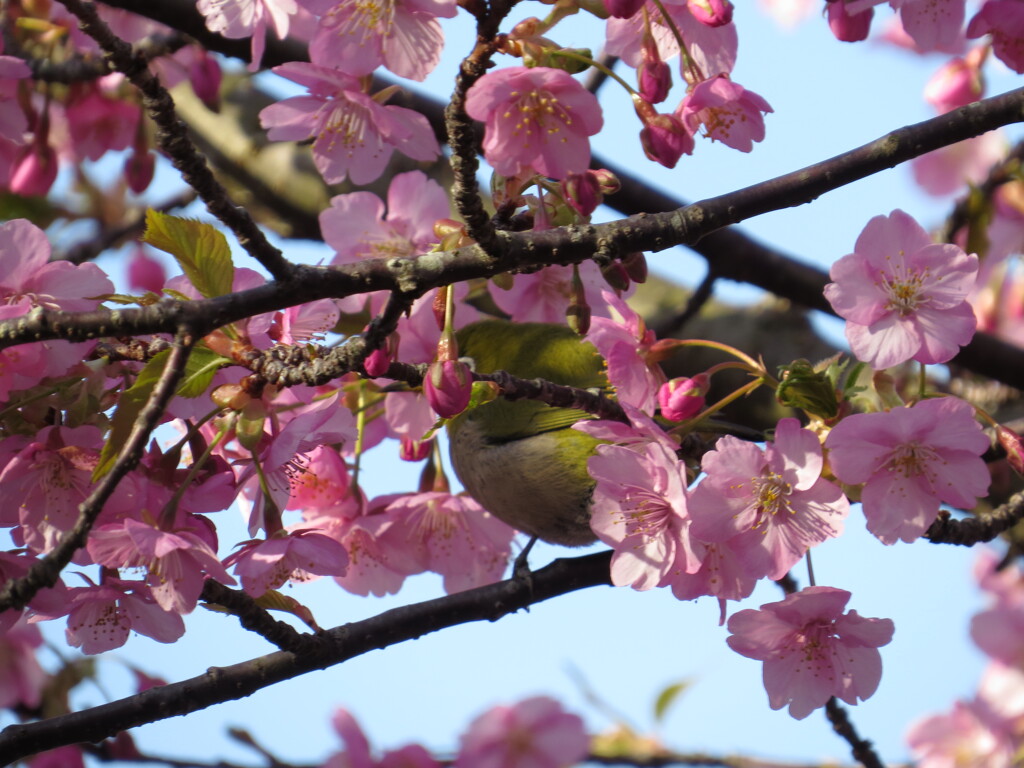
top-left (446, 319), bottom-right (608, 546)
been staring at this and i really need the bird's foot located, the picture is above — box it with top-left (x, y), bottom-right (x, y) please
top-left (512, 536), bottom-right (538, 584)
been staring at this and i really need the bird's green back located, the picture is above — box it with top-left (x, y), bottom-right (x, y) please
top-left (451, 320), bottom-right (609, 443)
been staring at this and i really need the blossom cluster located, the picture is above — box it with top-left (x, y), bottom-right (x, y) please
top-left (0, 0), bottom-right (1022, 761)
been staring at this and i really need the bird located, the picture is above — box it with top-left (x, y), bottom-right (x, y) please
top-left (446, 319), bottom-right (608, 546)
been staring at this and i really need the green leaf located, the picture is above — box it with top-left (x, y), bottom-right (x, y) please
top-left (143, 210), bottom-right (234, 298)
top-left (94, 349), bottom-right (172, 481)
top-left (652, 679), bottom-right (690, 724)
top-left (177, 346), bottom-right (230, 398)
top-left (254, 589), bottom-right (321, 631)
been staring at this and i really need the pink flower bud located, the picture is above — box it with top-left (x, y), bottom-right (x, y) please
top-left (924, 55), bottom-right (984, 114)
top-left (562, 171), bottom-right (603, 216)
top-left (997, 425), bottom-right (1024, 476)
top-left (189, 51), bottom-right (223, 112)
top-left (827, 1), bottom-right (873, 42)
top-left (10, 140), bottom-right (57, 197)
top-left (124, 148), bottom-right (156, 194)
top-left (605, 0), bottom-right (645, 18)
top-left (637, 109), bottom-right (694, 169)
top-left (687, 0), bottom-right (733, 26)
top-left (363, 347), bottom-right (390, 378)
top-left (400, 436), bottom-right (433, 462)
top-left (639, 58), bottom-right (672, 104)
top-left (658, 374), bottom-right (709, 421)
top-left (127, 248), bottom-right (166, 293)
top-left (424, 359), bottom-right (473, 418)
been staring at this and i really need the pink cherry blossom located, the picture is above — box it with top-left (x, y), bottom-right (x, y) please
top-left (310, 0), bottom-right (456, 81)
top-left (197, 0), bottom-right (297, 70)
top-left (320, 170), bottom-right (448, 268)
top-left (586, 291), bottom-right (667, 412)
top-left (225, 527), bottom-right (350, 596)
top-left (689, 418), bottom-right (849, 580)
top-left (606, 1), bottom-right (738, 80)
top-left (375, 492), bottom-right (514, 594)
top-left (574, 401), bottom-right (681, 456)
top-left (911, 132), bottom-right (1006, 198)
top-left (464, 66), bottom-right (603, 180)
top-left (47, 579), bottom-right (186, 654)
top-left (662, 538), bottom-right (760, 603)
top-left (677, 75), bottom-right (773, 152)
top-left (589, 441), bottom-right (700, 590)
top-left (727, 586), bottom-right (894, 719)
top-left (0, 55), bottom-right (29, 143)
top-left (302, 487), bottom-right (419, 598)
top-left (907, 698), bottom-right (1017, 768)
top-left (0, 218), bottom-right (113, 312)
top-left (492, 262), bottom-right (608, 324)
top-left (235, 392), bottom-right (356, 535)
top-left (0, 620), bottom-right (47, 709)
top-left (65, 82), bottom-right (140, 162)
top-left (825, 397), bottom-right (990, 544)
top-left (260, 62), bottom-right (439, 185)
top-left (269, 299), bottom-right (340, 344)
top-left (967, 0), bottom-right (1024, 73)
top-left (823, 209), bottom-right (979, 369)
top-left (455, 696), bottom-right (589, 768)
top-left (87, 517), bottom-right (236, 614)
top-left (898, 0), bottom-right (966, 52)
top-left (0, 425), bottom-right (137, 554)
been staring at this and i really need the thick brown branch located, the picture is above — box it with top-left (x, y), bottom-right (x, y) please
top-left (5, 87), bottom-right (1024, 384)
top-left (924, 489), bottom-right (1024, 546)
top-left (824, 699), bottom-right (887, 768)
top-left (0, 551), bottom-right (613, 763)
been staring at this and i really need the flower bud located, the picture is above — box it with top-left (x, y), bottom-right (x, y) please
top-left (124, 148), bottom-right (156, 194)
top-left (10, 139), bottom-right (57, 197)
top-left (424, 359), bottom-right (473, 418)
top-left (189, 51), bottom-right (223, 112)
top-left (364, 347), bottom-right (391, 378)
top-left (639, 58), bottom-right (672, 104)
top-left (638, 111), bottom-right (694, 168)
top-left (400, 436), bottom-right (433, 462)
top-left (687, 0), bottom-right (732, 27)
top-left (622, 252), bottom-right (647, 283)
top-left (658, 374), bottom-right (709, 421)
top-left (363, 331), bottom-right (397, 377)
top-left (776, 359), bottom-right (840, 420)
top-left (997, 425), bottom-right (1024, 476)
top-left (924, 53), bottom-right (984, 114)
top-left (601, 261), bottom-right (631, 292)
top-left (827, 1), bottom-right (873, 42)
top-left (563, 171), bottom-right (603, 216)
top-left (605, 0), bottom-right (644, 18)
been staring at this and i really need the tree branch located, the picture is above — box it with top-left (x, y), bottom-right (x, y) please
top-left (0, 551), bottom-right (614, 763)
top-left (4, 86), bottom-right (1024, 385)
